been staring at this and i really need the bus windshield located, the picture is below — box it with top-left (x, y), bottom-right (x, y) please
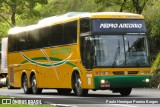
top-left (93, 35), bottom-right (150, 67)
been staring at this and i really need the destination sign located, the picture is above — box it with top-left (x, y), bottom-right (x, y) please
top-left (92, 19), bottom-right (147, 34)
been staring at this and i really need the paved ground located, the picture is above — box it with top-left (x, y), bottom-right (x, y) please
top-left (0, 88), bottom-right (160, 107)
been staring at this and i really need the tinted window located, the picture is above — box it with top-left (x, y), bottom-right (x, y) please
top-left (39, 26), bottom-right (51, 47)
top-left (8, 34), bottom-right (16, 52)
top-left (64, 21), bottom-right (77, 44)
top-left (28, 29), bottom-right (39, 49)
top-left (17, 32), bottom-right (27, 51)
top-left (80, 19), bottom-right (91, 33)
top-left (8, 21), bottom-right (78, 52)
top-left (51, 24), bottom-right (63, 46)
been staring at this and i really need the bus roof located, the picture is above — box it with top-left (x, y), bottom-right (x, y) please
top-left (8, 25), bottom-right (39, 35)
top-left (38, 12), bottom-right (144, 25)
top-left (8, 12), bottom-right (144, 35)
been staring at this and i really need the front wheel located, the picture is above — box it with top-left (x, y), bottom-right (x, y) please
top-left (31, 75), bottom-right (42, 94)
top-left (73, 72), bottom-right (88, 96)
top-left (120, 88), bottom-right (132, 96)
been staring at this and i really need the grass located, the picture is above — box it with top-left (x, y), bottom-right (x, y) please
top-left (0, 95), bottom-right (55, 107)
top-left (0, 95), bottom-right (14, 98)
top-left (0, 105), bottom-right (55, 107)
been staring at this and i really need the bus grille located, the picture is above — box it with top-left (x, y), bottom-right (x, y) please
top-left (113, 71), bottom-right (138, 75)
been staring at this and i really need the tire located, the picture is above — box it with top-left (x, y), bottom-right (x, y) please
top-left (73, 72), bottom-right (88, 96)
top-left (119, 88), bottom-right (132, 96)
top-left (22, 75), bottom-right (32, 94)
top-left (6, 77), bottom-right (13, 89)
top-left (31, 75), bottom-right (42, 94)
top-left (57, 89), bottom-right (72, 95)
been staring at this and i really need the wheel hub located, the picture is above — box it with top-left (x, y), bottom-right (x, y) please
top-left (32, 78), bottom-right (37, 92)
top-left (23, 77), bottom-right (28, 91)
top-left (75, 78), bottom-right (81, 93)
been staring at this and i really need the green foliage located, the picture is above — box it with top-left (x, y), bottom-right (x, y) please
top-left (94, 0), bottom-right (122, 11)
top-left (144, 1), bottom-right (160, 37)
top-left (94, 0), bottom-right (151, 13)
top-left (151, 53), bottom-right (160, 87)
top-left (0, 0), bottom-right (48, 27)
top-left (0, 105), bottom-right (53, 107)
top-left (151, 72), bottom-right (160, 88)
top-left (0, 23), bottom-right (9, 37)
top-left (143, 1), bottom-right (160, 61)
top-left (142, 1), bottom-right (160, 87)
top-left (37, 0), bottom-right (100, 18)
top-left (152, 53), bottom-right (160, 72)
top-left (0, 0), bottom-right (48, 36)
top-left (0, 19), bottom-right (10, 37)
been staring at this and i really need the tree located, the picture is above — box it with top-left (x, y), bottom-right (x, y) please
top-left (0, 0), bottom-right (48, 27)
top-left (94, 0), bottom-right (149, 14)
top-left (132, 0), bottom-right (149, 14)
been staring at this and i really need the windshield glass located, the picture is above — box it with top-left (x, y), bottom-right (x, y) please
top-left (94, 35), bottom-right (149, 67)
top-left (124, 35), bottom-right (149, 66)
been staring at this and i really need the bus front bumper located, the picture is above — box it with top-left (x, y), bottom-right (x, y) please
top-left (94, 75), bottom-right (151, 89)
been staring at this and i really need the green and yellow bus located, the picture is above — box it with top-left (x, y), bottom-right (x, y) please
top-left (8, 12), bottom-right (151, 96)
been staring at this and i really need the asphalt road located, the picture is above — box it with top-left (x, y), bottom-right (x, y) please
top-left (0, 88), bottom-right (160, 107)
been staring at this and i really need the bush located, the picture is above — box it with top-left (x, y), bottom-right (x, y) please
top-left (151, 53), bottom-right (160, 87)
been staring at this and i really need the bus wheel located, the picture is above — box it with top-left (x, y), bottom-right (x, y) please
top-left (57, 89), bottom-right (72, 95)
top-left (31, 75), bottom-right (42, 94)
top-left (73, 72), bottom-right (88, 96)
top-left (22, 75), bottom-right (32, 94)
top-left (119, 88), bottom-right (132, 96)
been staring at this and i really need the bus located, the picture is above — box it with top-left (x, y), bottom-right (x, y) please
top-left (7, 12), bottom-right (151, 96)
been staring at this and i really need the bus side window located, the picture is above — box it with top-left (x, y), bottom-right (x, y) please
top-left (8, 34), bottom-right (18, 52)
top-left (64, 21), bottom-right (77, 44)
top-left (80, 18), bottom-right (91, 33)
top-left (8, 34), bottom-right (15, 52)
top-left (17, 32), bottom-right (27, 51)
top-left (50, 26), bottom-right (54, 46)
top-left (51, 24), bottom-right (63, 46)
top-left (28, 29), bottom-right (40, 49)
top-left (39, 26), bottom-right (51, 48)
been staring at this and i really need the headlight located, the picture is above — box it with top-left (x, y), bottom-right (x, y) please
top-left (101, 79), bottom-right (105, 84)
top-left (143, 78), bottom-right (150, 83)
top-left (145, 79), bottom-right (150, 82)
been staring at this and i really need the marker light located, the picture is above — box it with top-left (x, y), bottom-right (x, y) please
top-left (141, 71), bottom-right (149, 75)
